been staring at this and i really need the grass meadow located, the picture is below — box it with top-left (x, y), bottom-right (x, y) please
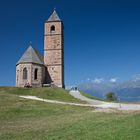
top-left (0, 87), bottom-right (140, 140)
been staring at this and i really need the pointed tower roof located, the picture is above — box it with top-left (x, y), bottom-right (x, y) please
top-left (47, 10), bottom-right (61, 22)
top-left (16, 44), bottom-right (44, 65)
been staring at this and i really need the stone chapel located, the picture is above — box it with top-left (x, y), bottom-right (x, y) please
top-left (16, 10), bottom-right (65, 88)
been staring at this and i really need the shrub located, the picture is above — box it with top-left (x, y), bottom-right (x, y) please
top-left (106, 92), bottom-right (117, 101)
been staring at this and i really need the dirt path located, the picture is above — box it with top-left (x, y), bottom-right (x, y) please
top-left (20, 91), bottom-right (140, 111)
top-left (69, 90), bottom-right (140, 111)
top-left (19, 96), bottom-right (95, 107)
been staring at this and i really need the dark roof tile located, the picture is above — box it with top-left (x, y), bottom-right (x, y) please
top-left (17, 45), bottom-right (44, 65)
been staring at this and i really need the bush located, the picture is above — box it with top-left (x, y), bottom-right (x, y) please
top-left (106, 92), bottom-right (117, 101)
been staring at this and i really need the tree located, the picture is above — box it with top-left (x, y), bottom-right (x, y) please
top-left (106, 92), bottom-right (117, 101)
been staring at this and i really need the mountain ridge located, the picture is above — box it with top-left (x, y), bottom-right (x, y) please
top-left (78, 76), bottom-right (140, 102)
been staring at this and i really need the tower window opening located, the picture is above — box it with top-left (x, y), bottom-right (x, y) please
top-left (50, 25), bottom-right (55, 32)
top-left (23, 68), bottom-right (27, 80)
top-left (34, 68), bottom-right (38, 80)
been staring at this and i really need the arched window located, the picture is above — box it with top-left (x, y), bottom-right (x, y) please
top-left (34, 68), bottom-right (38, 80)
top-left (50, 25), bottom-right (55, 32)
top-left (23, 68), bottom-right (27, 80)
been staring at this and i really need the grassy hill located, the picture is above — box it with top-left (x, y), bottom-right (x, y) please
top-left (0, 87), bottom-right (140, 140)
top-left (0, 87), bottom-right (84, 103)
top-left (80, 91), bottom-right (107, 101)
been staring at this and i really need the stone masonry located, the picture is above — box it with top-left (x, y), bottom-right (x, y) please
top-left (16, 10), bottom-right (65, 88)
top-left (16, 63), bottom-right (45, 87)
top-left (44, 11), bottom-right (65, 88)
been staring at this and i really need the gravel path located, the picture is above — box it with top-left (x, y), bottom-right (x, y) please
top-left (19, 91), bottom-right (140, 111)
top-left (19, 96), bottom-right (95, 107)
top-left (69, 90), bottom-right (140, 111)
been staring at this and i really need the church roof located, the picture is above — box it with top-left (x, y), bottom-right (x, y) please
top-left (47, 10), bottom-right (61, 22)
top-left (16, 45), bottom-right (44, 65)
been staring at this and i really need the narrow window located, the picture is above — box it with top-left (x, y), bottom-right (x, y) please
top-left (50, 25), bottom-right (55, 32)
top-left (34, 68), bottom-right (38, 80)
top-left (23, 68), bottom-right (27, 80)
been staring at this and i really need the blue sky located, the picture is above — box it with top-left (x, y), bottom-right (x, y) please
top-left (0, 0), bottom-right (140, 86)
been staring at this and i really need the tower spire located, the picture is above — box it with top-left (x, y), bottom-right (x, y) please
top-left (47, 9), bottom-right (61, 22)
top-left (29, 41), bottom-right (32, 46)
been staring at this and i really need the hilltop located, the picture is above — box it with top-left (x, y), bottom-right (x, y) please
top-left (0, 87), bottom-right (140, 140)
top-left (0, 87), bottom-right (83, 103)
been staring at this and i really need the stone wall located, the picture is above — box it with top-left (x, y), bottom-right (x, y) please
top-left (16, 63), bottom-right (45, 87)
top-left (44, 21), bottom-right (64, 88)
top-left (47, 65), bottom-right (63, 87)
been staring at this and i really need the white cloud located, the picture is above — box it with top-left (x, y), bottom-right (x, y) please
top-left (110, 78), bottom-right (118, 83)
top-left (93, 78), bottom-right (104, 84)
top-left (87, 78), bottom-right (90, 81)
top-left (132, 74), bottom-right (140, 81)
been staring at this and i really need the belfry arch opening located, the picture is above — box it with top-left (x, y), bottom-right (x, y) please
top-left (50, 25), bottom-right (55, 32)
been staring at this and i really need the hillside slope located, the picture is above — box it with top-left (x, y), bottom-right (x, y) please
top-left (0, 87), bottom-right (84, 103)
top-left (0, 88), bottom-right (140, 140)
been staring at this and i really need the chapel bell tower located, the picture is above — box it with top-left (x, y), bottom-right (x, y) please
top-left (44, 10), bottom-right (64, 88)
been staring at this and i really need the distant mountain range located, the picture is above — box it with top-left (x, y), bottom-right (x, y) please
top-left (78, 75), bottom-right (140, 102)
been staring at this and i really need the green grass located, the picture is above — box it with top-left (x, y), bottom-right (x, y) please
top-left (0, 87), bottom-right (140, 140)
top-left (80, 91), bottom-right (125, 103)
top-left (0, 87), bottom-right (84, 103)
top-left (80, 91), bottom-right (107, 101)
